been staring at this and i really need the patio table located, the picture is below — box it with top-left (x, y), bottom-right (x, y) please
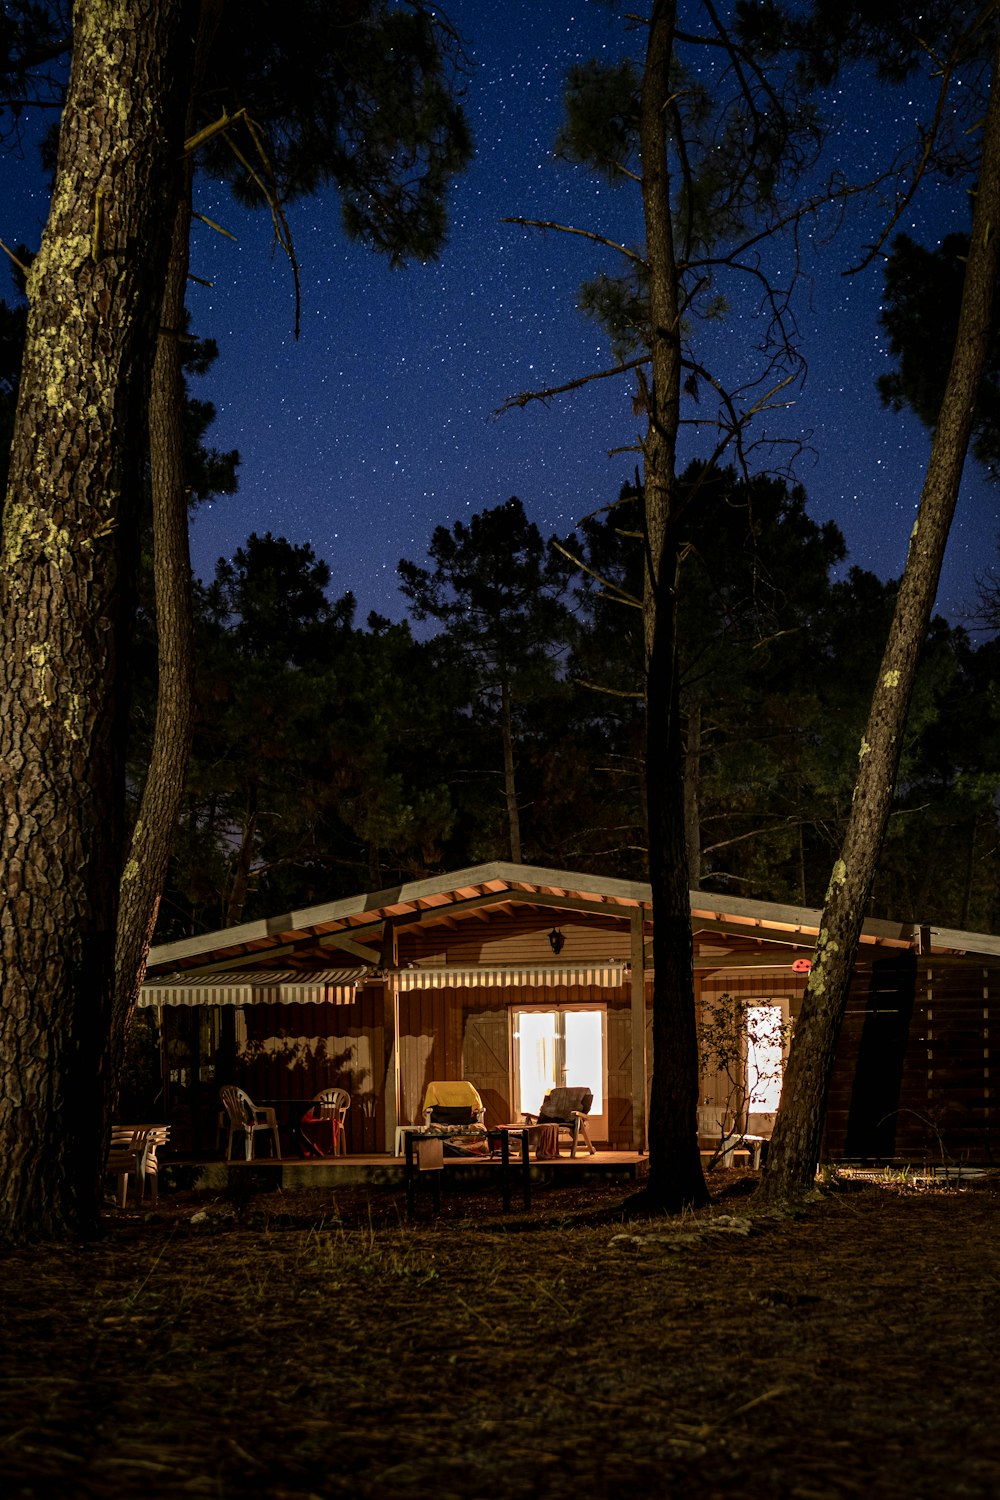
top-left (252, 1099), bottom-right (313, 1158)
top-left (485, 1124), bottom-right (534, 1211)
top-left (401, 1123), bottom-right (529, 1218)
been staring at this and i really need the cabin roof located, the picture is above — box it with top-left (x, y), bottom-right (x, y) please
top-left (145, 861), bottom-right (1000, 980)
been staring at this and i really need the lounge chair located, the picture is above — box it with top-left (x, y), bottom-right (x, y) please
top-left (522, 1086), bottom-right (596, 1157)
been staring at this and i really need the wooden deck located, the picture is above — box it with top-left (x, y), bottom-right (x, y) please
top-left (180, 1149), bottom-right (648, 1192)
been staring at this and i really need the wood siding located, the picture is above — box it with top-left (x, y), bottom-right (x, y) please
top-left (161, 990), bottom-right (389, 1154)
top-left (402, 909), bottom-right (631, 968)
top-left (155, 914), bottom-right (996, 1164)
top-left (395, 978), bottom-right (633, 1144)
top-left (902, 963), bottom-right (994, 1163)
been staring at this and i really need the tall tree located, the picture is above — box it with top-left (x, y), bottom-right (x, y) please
top-left (0, 0), bottom-right (471, 1243)
top-left (399, 497), bottom-right (575, 864)
top-left (759, 18), bottom-right (1000, 1205)
top-left (112, 0), bottom-right (222, 1111)
top-left (193, 533), bottom-right (355, 924)
top-left (111, 0), bottom-right (472, 1108)
top-left (0, 0), bottom-right (194, 1243)
top-left (154, 537), bottom-right (459, 929)
top-left (520, 1), bottom-right (819, 1213)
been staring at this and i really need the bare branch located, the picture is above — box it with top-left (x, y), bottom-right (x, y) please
top-left (551, 539), bottom-right (642, 609)
top-left (225, 113), bottom-right (302, 338)
top-left (0, 237), bottom-right (30, 275)
top-left (192, 211), bottom-right (238, 242)
top-left (502, 216), bottom-right (645, 265)
top-left (573, 676), bottom-right (644, 699)
top-left (184, 107), bottom-right (246, 155)
top-left (495, 356), bottom-right (647, 415)
top-left (845, 58), bottom-right (958, 274)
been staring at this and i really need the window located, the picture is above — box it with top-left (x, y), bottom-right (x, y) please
top-left (746, 1003), bottom-right (785, 1113)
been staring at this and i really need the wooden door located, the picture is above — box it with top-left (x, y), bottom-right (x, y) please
top-left (463, 1005), bottom-right (511, 1126)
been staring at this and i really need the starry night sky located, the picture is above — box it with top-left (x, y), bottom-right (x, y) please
top-left (2, 2), bottom-right (997, 625)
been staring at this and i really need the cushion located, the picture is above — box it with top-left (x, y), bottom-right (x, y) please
top-left (422, 1080), bottom-right (484, 1112)
top-left (538, 1087), bottom-right (593, 1122)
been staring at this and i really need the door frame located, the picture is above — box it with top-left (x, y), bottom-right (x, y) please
top-left (509, 1000), bottom-right (609, 1142)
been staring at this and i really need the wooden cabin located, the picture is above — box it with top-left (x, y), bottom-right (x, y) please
top-left (140, 862), bottom-right (998, 1165)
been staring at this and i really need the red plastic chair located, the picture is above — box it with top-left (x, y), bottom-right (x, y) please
top-left (300, 1087), bottom-right (350, 1156)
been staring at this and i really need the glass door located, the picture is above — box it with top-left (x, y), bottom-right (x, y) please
top-left (511, 1004), bottom-right (607, 1142)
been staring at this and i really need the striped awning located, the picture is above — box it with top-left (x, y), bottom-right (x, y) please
top-left (138, 967), bottom-right (368, 1007)
top-left (395, 963), bottom-right (628, 991)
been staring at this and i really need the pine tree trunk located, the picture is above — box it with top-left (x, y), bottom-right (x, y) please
top-left (500, 671), bottom-right (522, 863)
top-left (0, 0), bottom-right (193, 1244)
top-left (227, 796), bottom-right (259, 928)
top-left (683, 698), bottom-right (703, 888)
top-left (111, 0), bottom-right (224, 1113)
top-left (758, 30), bottom-right (1000, 1207)
top-left (630, 0), bottom-right (709, 1214)
top-left (110, 194), bottom-right (195, 1107)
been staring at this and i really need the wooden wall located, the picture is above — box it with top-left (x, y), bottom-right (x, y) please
top-left (161, 989), bottom-right (391, 1154)
top-left (700, 955), bottom-right (997, 1164)
top-left (897, 963), bottom-right (994, 1164)
top-left (402, 908), bottom-right (632, 967)
top-left (397, 981), bottom-right (633, 1145)
top-left (158, 927), bottom-right (996, 1163)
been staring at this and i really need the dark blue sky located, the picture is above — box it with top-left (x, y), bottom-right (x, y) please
top-left (3, 2), bottom-right (996, 625)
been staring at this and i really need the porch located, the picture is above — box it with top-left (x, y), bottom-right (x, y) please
top-left (175, 1147), bottom-right (649, 1194)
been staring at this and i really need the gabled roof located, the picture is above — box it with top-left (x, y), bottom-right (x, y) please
top-left (146, 861), bottom-right (1000, 979)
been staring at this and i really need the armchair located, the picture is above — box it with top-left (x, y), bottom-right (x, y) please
top-left (523, 1086), bottom-right (596, 1157)
top-left (421, 1080), bottom-right (485, 1127)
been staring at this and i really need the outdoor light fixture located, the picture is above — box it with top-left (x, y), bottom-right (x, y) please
top-left (548, 928), bottom-right (565, 955)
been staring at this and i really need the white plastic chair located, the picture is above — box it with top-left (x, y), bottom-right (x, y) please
top-left (219, 1085), bottom-right (281, 1161)
top-left (107, 1124), bottom-right (169, 1207)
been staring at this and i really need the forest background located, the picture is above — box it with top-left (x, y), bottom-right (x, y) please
top-left (4, 51), bottom-right (1000, 948)
top-left (1, 2), bottom-right (998, 944)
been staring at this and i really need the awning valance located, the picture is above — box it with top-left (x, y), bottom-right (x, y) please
top-left (138, 968), bottom-right (368, 1007)
top-left (395, 963), bottom-right (628, 991)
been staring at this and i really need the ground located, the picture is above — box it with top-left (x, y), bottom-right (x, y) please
top-left (2, 1167), bottom-right (998, 1499)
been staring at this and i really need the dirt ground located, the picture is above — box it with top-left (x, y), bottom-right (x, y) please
top-left (1, 1166), bottom-right (998, 1500)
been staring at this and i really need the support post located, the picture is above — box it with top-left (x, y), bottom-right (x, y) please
top-left (383, 979), bottom-right (400, 1156)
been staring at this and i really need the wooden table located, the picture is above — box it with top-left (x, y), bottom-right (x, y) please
top-left (486, 1125), bottom-right (534, 1211)
top-left (400, 1124), bottom-right (529, 1217)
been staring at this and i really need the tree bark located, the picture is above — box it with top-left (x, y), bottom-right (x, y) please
top-left (629, 0), bottom-right (710, 1214)
top-left (758, 28), bottom-right (1000, 1206)
top-left (226, 795), bottom-right (259, 928)
top-left (500, 670), bottom-right (522, 863)
top-left (0, 0), bottom-right (193, 1244)
top-left (111, 0), bottom-right (224, 1115)
top-left (683, 698), bottom-right (703, 888)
